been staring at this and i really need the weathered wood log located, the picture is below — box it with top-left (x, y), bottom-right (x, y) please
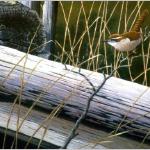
top-left (0, 102), bottom-right (105, 148)
top-left (0, 45), bottom-right (150, 141)
top-left (1, 102), bottom-right (149, 149)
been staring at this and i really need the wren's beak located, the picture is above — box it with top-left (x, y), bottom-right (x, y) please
top-left (103, 39), bottom-right (110, 43)
top-left (103, 40), bottom-right (107, 42)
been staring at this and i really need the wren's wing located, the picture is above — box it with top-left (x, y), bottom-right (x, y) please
top-left (131, 9), bottom-right (149, 32)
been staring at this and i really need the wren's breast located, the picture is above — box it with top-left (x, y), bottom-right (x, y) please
top-left (108, 38), bottom-right (142, 51)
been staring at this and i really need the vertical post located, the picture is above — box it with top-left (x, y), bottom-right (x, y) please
top-left (43, 1), bottom-right (58, 60)
top-left (19, 1), bottom-right (58, 60)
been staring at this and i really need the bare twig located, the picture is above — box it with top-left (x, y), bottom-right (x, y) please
top-left (72, 70), bottom-right (96, 92)
top-left (64, 64), bottom-right (96, 92)
top-left (61, 69), bottom-right (114, 149)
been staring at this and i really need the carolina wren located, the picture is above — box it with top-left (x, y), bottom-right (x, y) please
top-left (104, 9), bottom-right (149, 52)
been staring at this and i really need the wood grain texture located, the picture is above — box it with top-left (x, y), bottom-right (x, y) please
top-left (0, 102), bottom-right (149, 149)
top-left (0, 45), bottom-right (150, 141)
top-left (0, 102), bottom-right (105, 148)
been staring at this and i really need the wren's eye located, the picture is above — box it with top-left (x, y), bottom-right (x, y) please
top-left (111, 38), bottom-right (119, 42)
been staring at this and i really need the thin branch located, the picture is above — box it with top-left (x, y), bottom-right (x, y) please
top-left (64, 65), bottom-right (96, 92)
top-left (61, 69), bottom-right (114, 149)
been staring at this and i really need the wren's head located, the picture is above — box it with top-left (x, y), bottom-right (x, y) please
top-left (105, 9), bottom-right (149, 52)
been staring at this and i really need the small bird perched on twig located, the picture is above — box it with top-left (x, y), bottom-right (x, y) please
top-left (104, 9), bottom-right (149, 52)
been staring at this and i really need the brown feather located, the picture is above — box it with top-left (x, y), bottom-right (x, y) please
top-left (131, 9), bottom-right (149, 32)
top-left (109, 32), bottom-right (141, 41)
top-left (121, 31), bottom-right (141, 41)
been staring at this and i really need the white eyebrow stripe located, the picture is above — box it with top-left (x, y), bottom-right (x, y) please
top-left (111, 37), bottom-right (122, 40)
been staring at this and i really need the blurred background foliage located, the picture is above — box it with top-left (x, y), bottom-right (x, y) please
top-left (53, 1), bottom-right (150, 86)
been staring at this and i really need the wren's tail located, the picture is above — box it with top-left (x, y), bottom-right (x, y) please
top-left (131, 9), bottom-right (149, 32)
